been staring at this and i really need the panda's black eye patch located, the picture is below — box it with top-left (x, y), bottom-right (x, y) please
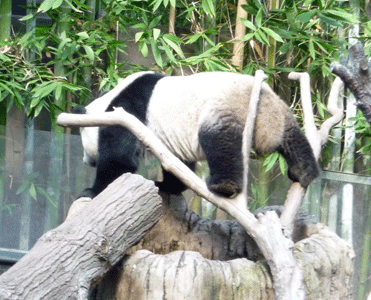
top-left (72, 106), bottom-right (87, 114)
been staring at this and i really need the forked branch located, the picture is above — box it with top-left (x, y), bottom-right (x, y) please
top-left (281, 73), bottom-right (344, 237)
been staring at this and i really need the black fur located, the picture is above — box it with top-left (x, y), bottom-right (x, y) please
top-left (199, 113), bottom-right (244, 197)
top-left (278, 124), bottom-right (319, 187)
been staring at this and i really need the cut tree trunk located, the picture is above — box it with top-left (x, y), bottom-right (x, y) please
top-left (91, 193), bottom-right (355, 300)
top-left (0, 174), bottom-right (163, 300)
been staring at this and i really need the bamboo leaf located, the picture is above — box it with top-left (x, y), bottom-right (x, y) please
top-left (186, 33), bottom-right (202, 44)
top-left (29, 184), bottom-right (37, 201)
top-left (240, 18), bottom-right (257, 31)
top-left (83, 45), bottom-right (95, 61)
top-left (77, 31), bottom-right (89, 40)
top-left (297, 10), bottom-right (316, 23)
top-left (20, 14), bottom-right (34, 21)
top-left (0, 52), bottom-right (11, 62)
top-left (202, 0), bottom-right (216, 16)
top-left (0, 82), bottom-right (15, 95)
top-left (152, 0), bottom-right (164, 11)
top-left (255, 30), bottom-right (269, 45)
top-left (278, 154), bottom-right (287, 175)
top-left (160, 40), bottom-right (176, 61)
top-left (242, 33), bottom-right (254, 42)
top-left (264, 152), bottom-right (279, 172)
top-left (317, 12), bottom-right (341, 27)
top-left (36, 186), bottom-right (57, 208)
top-left (150, 40), bottom-right (163, 68)
top-left (163, 34), bottom-right (185, 58)
top-left (153, 28), bottom-right (161, 40)
top-left (163, 33), bottom-right (184, 44)
top-left (256, 7), bottom-right (263, 27)
top-left (309, 39), bottom-right (315, 59)
top-left (261, 27), bottom-right (283, 43)
top-left (139, 41), bottom-right (149, 57)
top-left (17, 181), bottom-right (29, 195)
top-left (135, 31), bottom-right (144, 42)
top-left (325, 9), bottom-right (359, 24)
top-left (55, 84), bottom-right (62, 101)
top-left (38, 0), bottom-right (63, 13)
top-left (149, 15), bottom-right (162, 29)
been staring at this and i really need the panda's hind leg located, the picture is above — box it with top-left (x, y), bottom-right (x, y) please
top-left (199, 115), bottom-right (244, 198)
top-left (278, 123), bottom-right (319, 187)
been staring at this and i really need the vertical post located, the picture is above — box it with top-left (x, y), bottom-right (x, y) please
top-left (341, 0), bottom-right (359, 246)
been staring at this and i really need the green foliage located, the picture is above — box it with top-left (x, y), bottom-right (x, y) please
top-left (241, 0), bottom-right (358, 76)
top-left (3, 0), bottom-right (371, 181)
top-left (16, 172), bottom-right (56, 207)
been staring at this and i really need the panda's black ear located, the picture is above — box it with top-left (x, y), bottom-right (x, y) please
top-left (72, 106), bottom-right (87, 114)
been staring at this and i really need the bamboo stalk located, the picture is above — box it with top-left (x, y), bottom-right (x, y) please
top-left (231, 0), bottom-right (247, 70)
top-left (0, 0), bottom-right (12, 42)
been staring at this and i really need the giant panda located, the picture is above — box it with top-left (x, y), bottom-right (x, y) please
top-left (72, 71), bottom-right (319, 199)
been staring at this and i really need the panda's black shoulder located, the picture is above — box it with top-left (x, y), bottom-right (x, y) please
top-left (72, 106), bottom-right (87, 114)
top-left (130, 71), bottom-right (167, 88)
top-left (106, 72), bottom-right (167, 122)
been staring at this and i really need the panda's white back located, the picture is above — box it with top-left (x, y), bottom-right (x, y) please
top-left (147, 72), bottom-right (258, 162)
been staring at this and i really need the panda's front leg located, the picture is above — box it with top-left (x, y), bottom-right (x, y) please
top-left (156, 162), bottom-right (196, 194)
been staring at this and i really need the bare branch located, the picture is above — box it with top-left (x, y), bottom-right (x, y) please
top-left (288, 72), bottom-right (320, 158)
top-left (240, 69), bottom-right (268, 207)
top-left (318, 77), bottom-right (344, 145)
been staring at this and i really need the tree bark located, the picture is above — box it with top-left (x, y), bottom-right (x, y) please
top-left (0, 174), bottom-right (163, 300)
top-left (331, 42), bottom-right (371, 124)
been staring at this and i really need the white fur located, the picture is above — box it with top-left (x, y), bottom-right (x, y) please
top-left (147, 72), bottom-right (260, 161)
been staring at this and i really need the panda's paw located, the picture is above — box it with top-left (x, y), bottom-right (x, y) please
top-left (75, 188), bottom-right (96, 200)
top-left (288, 163), bottom-right (320, 188)
top-left (155, 181), bottom-right (186, 195)
top-left (206, 177), bottom-right (242, 198)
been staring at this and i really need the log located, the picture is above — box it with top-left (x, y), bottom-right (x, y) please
top-left (0, 174), bottom-right (163, 300)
